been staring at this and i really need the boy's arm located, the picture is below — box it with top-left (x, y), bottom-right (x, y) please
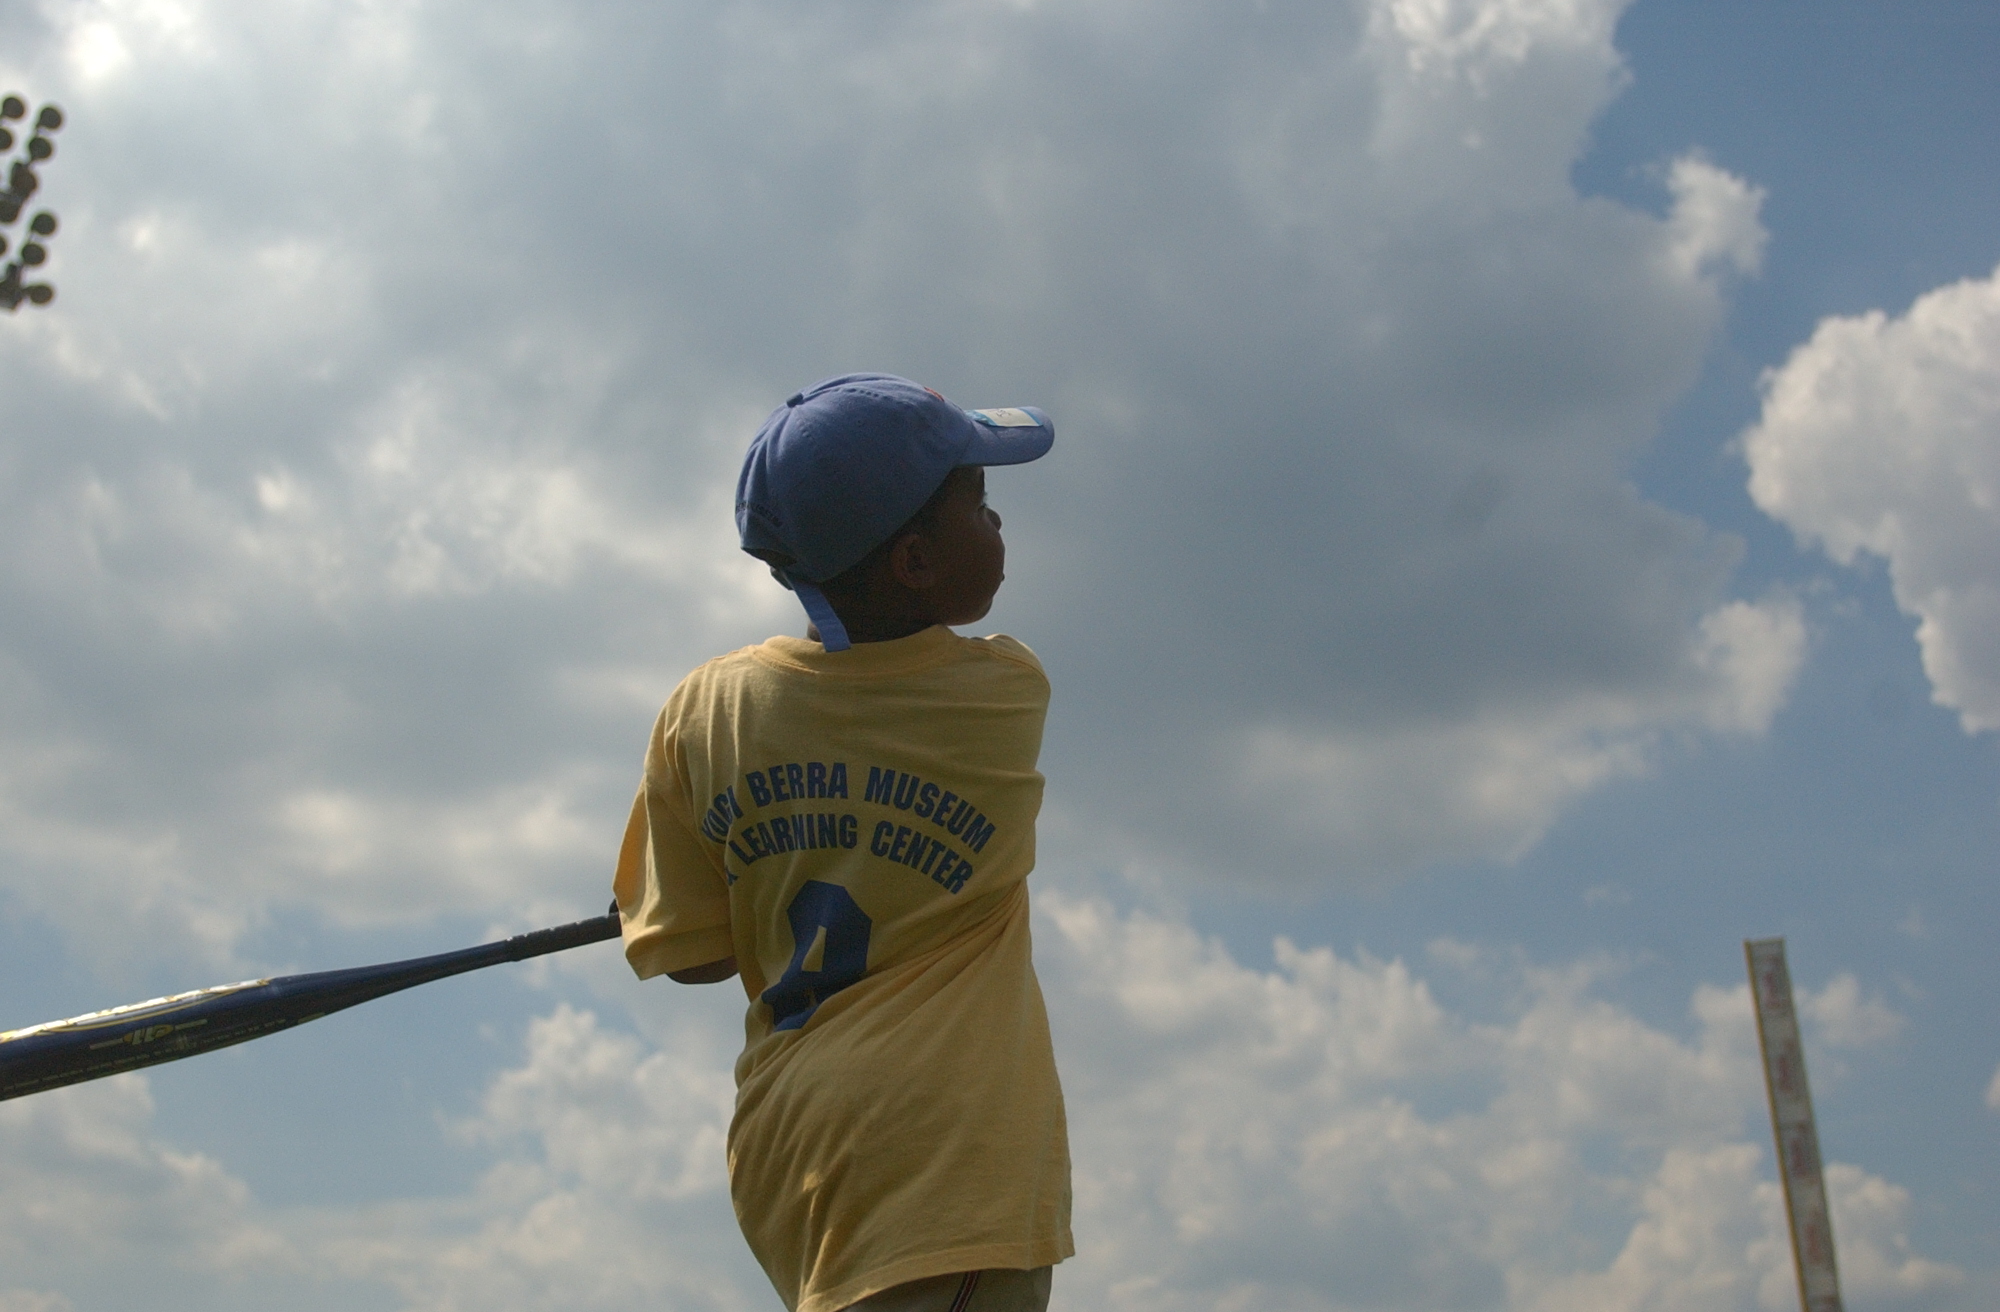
top-left (666, 955), bottom-right (738, 984)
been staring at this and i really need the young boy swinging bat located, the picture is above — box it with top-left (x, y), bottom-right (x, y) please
top-left (613, 374), bottom-right (1072, 1312)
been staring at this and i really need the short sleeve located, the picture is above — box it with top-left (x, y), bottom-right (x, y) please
top-left (613, 705), bottom-right (735, 979)
top-left (974, 633), bottom-right (1046, 677)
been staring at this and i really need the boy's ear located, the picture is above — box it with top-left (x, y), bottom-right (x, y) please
top-left (887, 529), bottom-right (937, 591)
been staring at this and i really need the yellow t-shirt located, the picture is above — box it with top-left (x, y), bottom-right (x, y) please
top-left (615, 625), bottom-right (1073, 1312)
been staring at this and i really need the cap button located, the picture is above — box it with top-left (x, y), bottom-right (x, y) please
top-left (786, 392), bottom-right (805, 407)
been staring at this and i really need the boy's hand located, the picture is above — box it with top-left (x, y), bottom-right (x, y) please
top-left (668, 955), bottom-right (739, 985)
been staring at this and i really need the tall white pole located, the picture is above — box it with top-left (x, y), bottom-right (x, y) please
top-left (1745, 938), bottom-right (1843, 1312)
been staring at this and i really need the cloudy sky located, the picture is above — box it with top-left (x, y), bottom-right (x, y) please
top-left (2, 2), bottom-right (1995, 1309)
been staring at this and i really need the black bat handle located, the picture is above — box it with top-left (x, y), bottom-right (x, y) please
top-left (501, 902), bottom-right (625, 962)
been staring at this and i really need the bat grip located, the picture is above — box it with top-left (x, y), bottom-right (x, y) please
top-left (496, 903), bottom-right (623, 963)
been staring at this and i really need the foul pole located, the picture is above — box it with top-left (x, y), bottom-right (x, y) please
top-left (1745, 937), bottom-right (1843, 1312)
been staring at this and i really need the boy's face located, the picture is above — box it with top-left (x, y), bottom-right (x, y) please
top-left (912, 466), bottom-right (1005, 626)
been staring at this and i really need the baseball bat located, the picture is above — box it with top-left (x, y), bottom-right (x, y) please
top-left (0, 904), bottom-right (622, 1102)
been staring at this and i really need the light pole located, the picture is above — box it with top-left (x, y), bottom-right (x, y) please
top-left (1, 95), bottom-right (64, 312)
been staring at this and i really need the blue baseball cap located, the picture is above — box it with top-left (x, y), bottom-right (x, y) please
top-left (737, 373), bottom-right (1054, 651)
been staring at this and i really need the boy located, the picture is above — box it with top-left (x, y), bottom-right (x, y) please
top-left (614, 374), bottom-right (1072, 1312)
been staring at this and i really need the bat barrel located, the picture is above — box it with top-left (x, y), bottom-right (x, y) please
top-left (0, 910), bottom-right (622, 1102)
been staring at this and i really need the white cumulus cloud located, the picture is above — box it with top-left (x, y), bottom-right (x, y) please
top-left (1798, 972), bottom-right (1906, 1049)
top-left (1230, 595), bottom-right (1803, 873)
top-left (1745, 264), bottom-right (2000, 733)
top-left (0, 1075), bottom-right (299, 1307)
top-left (1029, 896), bottom-right (1947, 1312)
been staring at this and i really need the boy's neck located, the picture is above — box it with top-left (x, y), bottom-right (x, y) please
top-left (806, 612), bottom-right (935, 646)
top-left (810, 551), bottom-right (948, 645)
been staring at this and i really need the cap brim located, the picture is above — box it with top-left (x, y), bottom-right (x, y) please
top-left (961, 406), bottom-right (1054, 465)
